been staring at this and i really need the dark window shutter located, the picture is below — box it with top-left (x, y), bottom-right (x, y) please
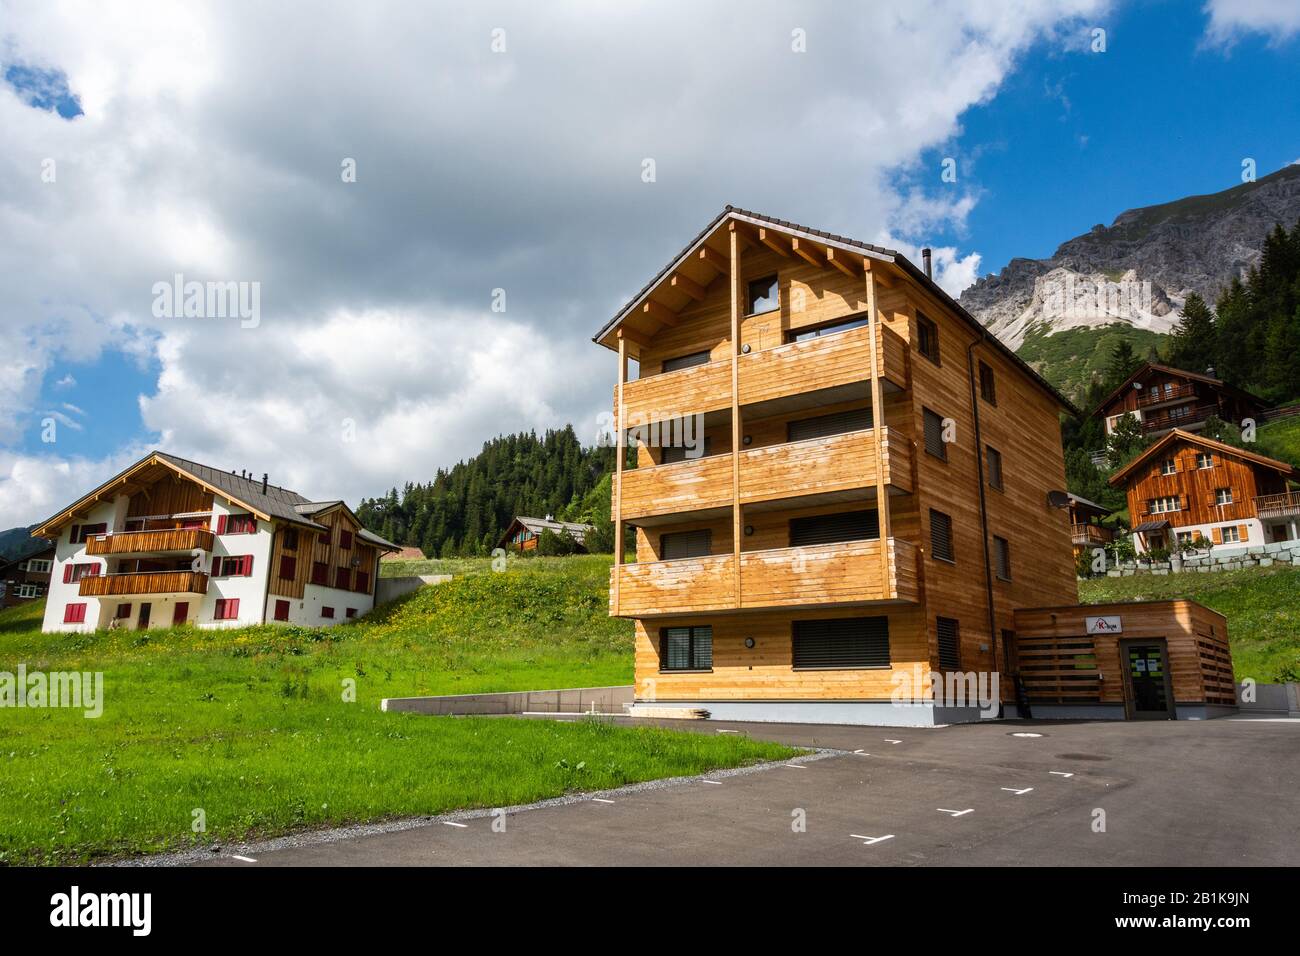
top-left (787, 407), bottom-right (874, 442)
top-left (661, 529), bottom-right (711, 560)
top-left (661, 436), bottom-right (712, 464)
top-left (661, 626), bottom-right (712, 670)
top-left (993, 536), bottom-right (1011, 580)
top-left (930, 509), bottom-right (954, 561)
top-left (792, 617), bottom-right (890, 669)
top-left (661, 350), bottom-right (711, 373)
top-left (937, 617), bottom-right (960, 670)
top-left (789, 510), bottom-right (879, 547)
top-left (986, 446), bottom-right (1003, 490)
top-left (70, 525), bottom-right (80, 544)
top-left (923, 408), bottom-right (947, 460)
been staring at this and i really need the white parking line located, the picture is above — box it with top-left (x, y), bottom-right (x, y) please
top-left (702, 779), bottom-right (724, 785)
top-left (716, 729), bottom-right (740, 734)
top-left (442, 821), bottom-right (469, 828)
top-left (781, 763), bottom-right (807, 770)
top-left (937, 808), bottom-right (974, 817)
top-left (231, 855), bottom-right (257, 863)
top-left (851, 834), bottom-right (895, 845)
top-left (884, 739), bottom-right (903, 744)
top-left (1001, 787), bottom-right (1034, 795)
top-left (1049, 771), bottom-right (1074, 778)
top-left (592, 798), bottom-right (616, 804)
top-left (852, 750), bottom-right (871, 756)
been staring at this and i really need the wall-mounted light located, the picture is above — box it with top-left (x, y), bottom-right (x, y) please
top-left (742, 435), bottom-right (752, 446)
top-left (744, 637), bottom-right (755, 649)
top-left (741, 343), bottom-right (752, 354)
top-left (744, 525), bottom-right (754, 536)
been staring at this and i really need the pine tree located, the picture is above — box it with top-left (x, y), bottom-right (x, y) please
top-left (1166, 292), bottom-right (1218, 376)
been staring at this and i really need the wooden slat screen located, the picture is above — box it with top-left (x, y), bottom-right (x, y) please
top-left (923, 407), bottom-right (947, 459)
top-left (661, 529), bottom-right (711, 560)
top-left (789, 510), bottom-right (879, 547)
top-left (661, 350), bottom-right (712, 373)
top-left (929, 509), bottom-right (954, 562)
top-left (787, 407), bottom-right (874, 443)
top-left (792, 617), bottom-right (890, 669)
top-left (937, 616), bottom-right (960, 670)
top-left (1016, 635), bottom-right (1101, 703)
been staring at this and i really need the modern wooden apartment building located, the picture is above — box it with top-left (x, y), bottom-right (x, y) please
top-left (32, 451), bottom-right (398, 633)
top-left (594, 207), bottom-right (1081, 725)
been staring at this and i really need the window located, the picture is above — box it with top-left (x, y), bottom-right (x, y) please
top-left (978, 361), bottom-right (996, 404)
top-left (916, 313), bottom-right (940, 364)
top-left (792, 617), bottom-right (890, 669)
top-left (660, 529), bottom-right (711, 561)
top-left (923, 407), bottom-right (948, 460)
top-left (26, 559), bottom-right (52, 574)
top-left (986, 446), bottom-right (1004, 491)
top-left (219, 513), bottom-right (256, 534)
top-left (746, 274), bottom-right (778, 315)
top-left (936, 617), bottom-right (960, 670)
top-left (339, 529), bottom-right (353, 550)
top-left (279, 555), bottom-right (297, 580)
top-left (63, 603), bottom-right (87, 624)
top-left (282, 528), bottom-right (300, 551)
top-left (321, 606), bottom-right (335, 619)
top-left (1220, 526), bottom-right (1241, 543)
top-left (661, 350), bottom-right (711, 374)
top-left (311, 561), bottom-right (329, 585)
top-left (786, 313), bottom-right (870, 343)
top-left (789, 510), bottom-right (879, 547)
top-left (355, 571), bottom-right (370, 593)
top-left (70, 523), bottom-right (107, 544)
top-left (1159, 458), bottom-right (1176, 476)
top-left (345, 608), bottom-right (357, 619)
top-left (929, 509), bottom-right (954, 562)
top-left (115, 603), bottom-right (132, 620)
top-left (273, 599), bottom-right (290, 622)
top-left (660, 625), bottom-right (713, 671)
top-left (17, 584), bottom-right (38, 599)
top-left (1177, 531), bottom-right (1198, 547)
top-left (1196, 453), bottom-right (1214, 469)
top-left (787, 407), bottom-right (873, 442)
top-left (212, 555), bottom-right (253, 577)
top-left (213, 598), bottom-right (241, 621)
top-left (1215, 488), bottom-right (1233, 506)
top-left (661, 436), bottom-right (713, 464)
top-left (993, 536), bottom-right (1012, 581)
top-left (336, 567), bottom-right (352, 590)
top-left (62, 562), bottom-right (100, 583)
top-left (1148, 496), bottom-right (1181, 514)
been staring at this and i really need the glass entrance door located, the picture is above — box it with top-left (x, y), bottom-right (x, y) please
top-left (1126, 643), bottom-right (1172, 718)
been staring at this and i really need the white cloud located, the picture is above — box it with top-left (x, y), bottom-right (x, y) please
top-left (1203, 0), bottom-right (1300, 46)
top-left (0, 0), bottom-right (1111, 528)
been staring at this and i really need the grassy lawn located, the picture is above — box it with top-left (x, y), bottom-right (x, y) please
top-left (0, 555), bottom-right (795, 865)
top-left (1256, 413), bottom-right (1300, 468)
top-left (1079, 564), bottom-right (1300, 683)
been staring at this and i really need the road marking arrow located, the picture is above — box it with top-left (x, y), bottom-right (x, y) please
top-left (937, 808), bottom-right (974, 817)
top-left (1001, 787), bottom-right (1034, 795)
top-left (851, 834), bottom-right (896, 845)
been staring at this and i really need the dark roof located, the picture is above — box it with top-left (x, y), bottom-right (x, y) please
top-left (1067, 492), bottom-right (1110, 515)
top-left (496, 515), bottom-right (594, 549)
top-left (1133, 520), bottom-right (1170, 533)
top-left (592, 205), bottom-right (1077, 416)
top-left (1089, 362), bottom-right (1268, 420)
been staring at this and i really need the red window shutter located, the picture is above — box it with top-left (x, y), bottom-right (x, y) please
top-left (63, 564), bottom-right (73, 584)
top-left (214, 598), bottom-right (225, 619)
top-left (229, 598), bottom-right (240, 618)
top-left (274, 599), bottom-right (290, 622)
top-left (244, 555), bottom-right (253, 576)
top-left (217, 515), bottom-right (228, 535)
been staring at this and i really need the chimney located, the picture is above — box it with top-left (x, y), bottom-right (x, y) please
top-left (921, 247), bottom-right (933, 279)
top-left (262, 473), bottom-right (268, 494)
top-left (1206, 365), bottom-right (1216, 378)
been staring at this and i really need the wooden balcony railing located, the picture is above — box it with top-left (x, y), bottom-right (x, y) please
top-left (1255, 491), bottom-right (1300, 519)
top-left (86, 528), bottom-right (214, 556)
top-left (610, 537), bottom-right (919, 617)
top-left (1138, 383), bottom-right (1197, 408)
top-left (620, 454), bottom-right (733, 522)
top-left (79, 570), bottom-right (209, 597)
top-left (740, 427), bottom-right (911, 503)
top-left (739, 321), bottom-right (908, 407)
top-left (622, 358), bottom-right (732, 427)
top-left (1071, 523), bottom-right (1113, 546)
top-left (1141, 404), bottom-right (1218, 434)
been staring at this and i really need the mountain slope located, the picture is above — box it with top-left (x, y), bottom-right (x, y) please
top-left (961, 163), bottom-right (1300, 356)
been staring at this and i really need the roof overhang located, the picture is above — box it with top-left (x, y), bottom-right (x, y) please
top-left (1108, 427), bottom-right (1298, 486)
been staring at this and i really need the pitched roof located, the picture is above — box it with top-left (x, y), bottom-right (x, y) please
top-left (1067, 492), bottom-right (1111, 515)
top-left (1107, 428), bottom-right (1298, 486)
top-left (496, 515), bottom-right (594, 549)
top-left (592, 205), bottom-right (1078, 416)
top-left (1089, 362), bottom-right (1267, 420)
top-left (31, 450), bottom-right (400, 550)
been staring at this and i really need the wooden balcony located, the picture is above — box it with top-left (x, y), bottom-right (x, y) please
top-left (610, 537), bottom-right (919, 617)
top-left (739, 321), bottom-right (908, 408)
top-left (1071, 523), bottom-right (1113, 546)
top-left (620, 454), bottom-right (733, 523)
top-left (1138, 383), bottom-right (1197, 409)
top-left (79, 571), bottom-right (209, 597)
top-left (1255, 491), bottom-right (1300, 520)
top-left (85, 528), bottom-right (214, 556)
top-left (740, 427), bottom-right (911, 504)
top-left (623, 357), bottom-right (732, 426)
top-left (1141, 404), bottom-right (1218, 435)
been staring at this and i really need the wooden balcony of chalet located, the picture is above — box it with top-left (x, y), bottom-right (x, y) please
top-left (1255, 491), bottom-right (1300, 520)
top-left (1070, 523), bottom-right (1113, 547)
top-left (1141, 403), bottom-right (1218, 435)
top-left (78, 570), bottom-right (209, 597)
top-left (610, 537), bottom-right (918, 617)
top-left (85, 527), bottom-right (214, 557)
top-left (1137, 382), bottom-right (1198, 409)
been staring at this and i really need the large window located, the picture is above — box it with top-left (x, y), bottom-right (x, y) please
top-left (923, 407), bottom-right (948, 460)
top-left (660, 625), bottom-right (713, 671)
top-left (786, 313), bottom-right (870, 343)
top-left (916, 313), bottom-right (940, 364)
top-left (1149, 496), bottom-right (1181, 514)
top-left (746, 274), bottom-right (778, 315)
top-left (787, 407), bottom-right (873, 442)
top-left (789, 510), bottom-right (879, 547)
top-left (792, 617), bottom-right (890, 670)
top-left (929, 509), bottom-right (954, 562)
top-left (660, 529), bottom-right (711, 561)
top-left (936, 617), bottom-right (960, 670)
top-left (219, 513), bottom-right (256, 534)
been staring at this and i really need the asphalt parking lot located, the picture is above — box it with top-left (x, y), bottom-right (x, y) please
top-left (191, 716), bottom-right (1299, 867)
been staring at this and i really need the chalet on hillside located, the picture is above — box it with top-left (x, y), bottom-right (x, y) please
top-left (0, 542), bottom-right (55, 608)
top-left (1091, 362), bottom-right (1268, 438)
top-left (1108, 429), bottom-right (1300, 553)
top-left (1067, 493), bottom-right (1113, 557)
top-left (497, 516), bottom-right (594, 552)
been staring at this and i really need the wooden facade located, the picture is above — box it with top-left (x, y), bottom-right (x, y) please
top-left (596, 208), bottom-right (1081, 721)
top-left (267, 504), bottom-right (380, 601)
top-left (1092, 362), bottom-right (1268, 438)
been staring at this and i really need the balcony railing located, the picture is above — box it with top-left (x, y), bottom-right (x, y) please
top-left (1071, 523), bottom-right (1113, 546)
top-left (1141, 404), bottom-right (1218, 434)
top-left (1138, 383), bottom-right (1197, 408)
top-left (620, 454), bottom-right (733, 522)
top-left (86, 528), bottom-right (214, 556)
top-left (622, 358), bottom-right (732, 427)
top-left (740, 427), bottom-right (912, 503)
top-left (610, 537), bottom-right (919, 617)
top-left (1255, 491), bottom-right (1300, 520)
top-left (739, 321), bottom-right (908, 407)
top-left (79, 570), bottom-right (209, 597)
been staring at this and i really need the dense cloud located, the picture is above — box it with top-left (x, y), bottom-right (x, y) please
top-left (0, 0), bottom-right (1110, 527)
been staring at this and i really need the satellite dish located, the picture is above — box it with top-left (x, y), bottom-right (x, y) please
top-left (1046, 490), bottom-right (1071, 509)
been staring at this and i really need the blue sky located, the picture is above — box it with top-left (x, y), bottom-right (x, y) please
top-left (918, 0), bottom-right (1300, 274)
